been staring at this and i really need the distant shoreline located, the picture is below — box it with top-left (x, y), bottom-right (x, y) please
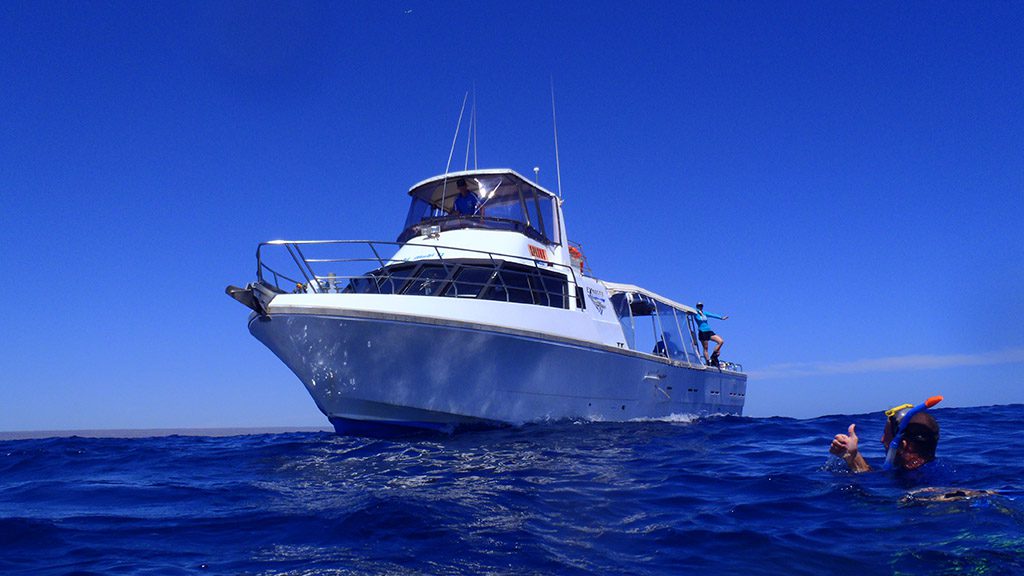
top-left (0, 427), bottom-right (333, 440)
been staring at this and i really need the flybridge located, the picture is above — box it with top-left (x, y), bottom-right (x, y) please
top-left (399, 170), bottom-right (562, 245)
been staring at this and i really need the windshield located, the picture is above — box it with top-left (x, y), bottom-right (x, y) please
top-left (399, 174), bottom-right (559, 244)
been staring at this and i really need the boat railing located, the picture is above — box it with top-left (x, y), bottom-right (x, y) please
top-left (567, 241), bottom-right (594, 277)
top-left (255, 239), bottom-right (583, 309)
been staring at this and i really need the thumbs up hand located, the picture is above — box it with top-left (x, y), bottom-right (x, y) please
top-left (830, 423), bottom-right (861, 461)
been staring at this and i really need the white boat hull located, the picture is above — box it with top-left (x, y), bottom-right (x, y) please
top-left (249, 311), bottom-right (747, 435)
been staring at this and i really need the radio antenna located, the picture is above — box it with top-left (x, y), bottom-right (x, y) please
top-left (441, 91), bottom-right (469, 215)
top-left (550, 77), bottom-right (563, 200)
top-left (464, 84), bottom-right (477, 171)
top-left (463, 105), bottom-right (472, 171)
top-left (473, 85), bottom-right (478, 169)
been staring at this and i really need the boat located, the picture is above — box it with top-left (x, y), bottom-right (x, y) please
top-left (226, 169), bottom-right (747, 435)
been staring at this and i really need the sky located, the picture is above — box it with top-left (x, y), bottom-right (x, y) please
top-left (1, 1), bottom-right (1021, 431)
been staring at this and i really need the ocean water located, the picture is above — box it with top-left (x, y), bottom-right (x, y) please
top-left (2, 405), bottom-right (1023, 576)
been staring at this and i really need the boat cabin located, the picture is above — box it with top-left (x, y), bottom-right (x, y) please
top-left (606, 283), bottom-right (706, 365)
top-left (398, 170), bottom-right (562, 246)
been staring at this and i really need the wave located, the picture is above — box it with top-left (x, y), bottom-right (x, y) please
top-left (627, 412), bottom-right (702, 423)
top-left (1, 405), bottom-right (1022, 575)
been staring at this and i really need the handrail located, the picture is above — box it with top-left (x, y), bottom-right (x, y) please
top-left (291, 244), bottom-right (320, 292)
top-left (255, 239), bottom-right (582, 309)
top-left (284, 244), bottom-right (316, 292)
top-left (568, 240), bottom-right (593, 276)
top-left (258, 239), bottom-right (579, 279)
top-left (259, 263), bottom-right (304, 289)
top-left (251, 239), bottom-right (741, 372)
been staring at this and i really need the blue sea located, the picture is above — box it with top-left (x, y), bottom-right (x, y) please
top-left (2, 405), bottom-right (1023, 576)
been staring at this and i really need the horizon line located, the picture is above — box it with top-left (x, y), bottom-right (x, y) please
top-left (748, 346), bottom-right (1024, 380)
top-left (0, 425), bottom-right (332, 441)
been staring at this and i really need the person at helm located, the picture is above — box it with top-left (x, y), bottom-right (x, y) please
top-left (829, 400), bottom-right (941, 473)
top-left (452, 178), bottom-right (480, 216)
top-left (653, 331), bottom-right (683, 359)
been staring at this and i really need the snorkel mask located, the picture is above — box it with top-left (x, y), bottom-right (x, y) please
top-left (881, 395), bottom-right (943, 470)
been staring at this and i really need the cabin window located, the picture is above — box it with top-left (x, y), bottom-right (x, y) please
top-left (404, 265), bottom-right (451, 296)
top-left (403, 196), bottom-right (436, 230)
top-left (611, 293), bottom-right (635, 350)
top-left (524, 188), bottom-right (544, 239)
top-left (346, 269), bottom-right (390, 294)
top-left (444, 265), bottom-right (496, 298)
top-left (616, 293), bottom-right (659, 355)
top-left (537, 194), bottom-right (559, 243)
top-left (539, 270), bottom-right (569, 308)
top-left (345, 260), bottom-right (570, 309)
top-left (680, 311), bottom-right (703, 364)
top-left (496, 267), bottom-right (535, 304)
top-left (481, 263), bottom-right (568, 308)
top-left (343, 277), bottom-right (371, 294)
top-left (611, 291), bottom-right (701, 362)
top-left (633, 311), bottom-right (661, 357)
top-left (528, 271), bottom-right (551, 307)
top-left (484, 276), bottom-right (509, 303)
top-left (373, 265), bottom-right (416, 294)
top-left (481, 182), bottom-right (527, 224)
top-left (655, 301), bottom-right (691, 362)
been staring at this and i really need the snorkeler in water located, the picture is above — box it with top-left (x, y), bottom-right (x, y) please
top-left (829, 396), bottom-right (942, 473)
top-left (901, 487), bottom-right (999, 503)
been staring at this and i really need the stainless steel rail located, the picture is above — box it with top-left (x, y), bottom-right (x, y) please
top-left (255, 239), bottom-right (583, 308)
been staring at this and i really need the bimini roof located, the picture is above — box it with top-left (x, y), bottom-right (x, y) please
top-left (601, 281), bottom-right (699, 314)
top-left (407, 169), bottom-right (559, 199)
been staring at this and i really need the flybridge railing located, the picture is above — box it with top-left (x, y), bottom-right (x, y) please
top-left (254, 239), bottom-right (583, 310)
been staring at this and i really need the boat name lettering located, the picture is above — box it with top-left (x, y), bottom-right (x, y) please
top-left (528, 245), bottom-right (548, 261)
top-left (586, 287), bottom-right (607, 314)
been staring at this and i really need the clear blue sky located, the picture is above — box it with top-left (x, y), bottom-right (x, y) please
top-left (1, 2), bottom-right (1021, 430)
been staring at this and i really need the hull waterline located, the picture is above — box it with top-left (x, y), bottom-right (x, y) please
top-left (250, 312), bottom-right (746, 435)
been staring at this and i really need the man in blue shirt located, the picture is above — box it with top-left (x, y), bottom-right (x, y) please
top-left (453, 178), bottom-right (479, 216)
top-left (695, 302), bottom-right (728, 366)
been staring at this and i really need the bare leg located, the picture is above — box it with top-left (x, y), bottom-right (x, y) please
top-left (711, 335), bottom-right (724, 358)
top-left (701, 340), bottom-right (710, 363)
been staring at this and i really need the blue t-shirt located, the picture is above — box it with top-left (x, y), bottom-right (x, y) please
top-left (696, 310), bottom-right (723, 333)
top-left (454, 192), bottom-right (479, 215)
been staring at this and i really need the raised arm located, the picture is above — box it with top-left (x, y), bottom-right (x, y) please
top-left (830, 424), bottom-right (872, 473)
top-left (705, 311), bottom-right (729, 320)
